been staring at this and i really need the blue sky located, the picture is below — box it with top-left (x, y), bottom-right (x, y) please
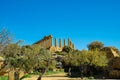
top-left (0, 0), bottom-right (120, 50)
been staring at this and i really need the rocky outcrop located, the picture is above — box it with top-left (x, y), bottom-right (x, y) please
top-left (101, 47), bottom-right (119, 61)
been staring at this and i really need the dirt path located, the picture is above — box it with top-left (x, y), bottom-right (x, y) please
top-left (23, 76), bottom-right (81, 80)
top-left (23, 73), bottom-right (81, 80)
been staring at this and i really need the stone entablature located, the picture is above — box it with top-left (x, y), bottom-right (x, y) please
top-left (34, 35), bottom-right (74, 52)
top-left (34, 35), bottom-right (52, 49)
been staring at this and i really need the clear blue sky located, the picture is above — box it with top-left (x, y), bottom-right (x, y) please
top-left (0, 0), bottom-right (120, 50)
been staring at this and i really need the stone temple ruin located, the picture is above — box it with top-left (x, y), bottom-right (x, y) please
top-left (34, 35), bottom-right (74, 52)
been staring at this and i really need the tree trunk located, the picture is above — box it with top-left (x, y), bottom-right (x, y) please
top-left (90, 66), bottom-right (93, 76)
top-left (68, 67), bottom-right (71, 76)
top-left (80, 65), bottom-right (84, 79)
top-left (37, 74), bottom-right (42, 80)
top-left (14, 71), bottom-right (19, 80)
top-left (37, 69), bottom-right (45, 80)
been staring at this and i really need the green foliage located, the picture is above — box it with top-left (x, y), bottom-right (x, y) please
top-left (87, 50), bottom-right (108, 67)
top-left (87, 41), bottom-right (104, 51)
top-left (2, 44), bottom-right (20, 57)
top-left (63, 49), bottom-right (108, 77)
top-left (63, 49), bottom-right (108, 67)
top-left (21, 44), bottom-right (42, 73)
top-left (35, 48), bottom-right (56, 70)
top-left (62, 46), bottom-right (73, 53)
top-left (57, 51), bottom-right (67, 56)
top-left (88, 76), bottom-right (94, 79)
top-left (1, 43), bottom-right (56, 80)
top-left (2, 43), bottom-right (23, 70)
top-left (21, 44), bottom-right (56, 80)
top-left (0, 76), bottom-right (8, 80)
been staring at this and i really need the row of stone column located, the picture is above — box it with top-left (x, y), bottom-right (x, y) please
top-left (54, 38), bottom-right (74, 49)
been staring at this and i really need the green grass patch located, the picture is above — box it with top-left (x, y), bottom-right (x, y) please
top-left (31, 69), bottom-right (64, 76)
top-left (83, 76), bottom-right (94, 80)
top-left (44, 69), bottom-right (64, 75)
top-left (44, 70), bottom-right (57, 75)
top-left (0, 76), bottom-right (8, 80)
top-left (20, 74), bottom-right (31, 80)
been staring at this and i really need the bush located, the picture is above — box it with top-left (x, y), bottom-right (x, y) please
top-left (88, 76), bottom-right (94, 79)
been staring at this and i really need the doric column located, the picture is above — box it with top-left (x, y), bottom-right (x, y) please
top-left (64, 39), bottom-right (66, 47)
top-left (73, 44), bottom-right (74, 49)
top-left (59, 39), bottom-right (62, 48)
top-left (55, 38), bottom-right (58, 47)
top-left (68, 38), bottom-right (70, 46)
top-left (70, 41), bottom-right (72, 47)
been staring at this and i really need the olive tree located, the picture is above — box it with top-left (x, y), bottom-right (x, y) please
top-left (2, 43), bottom-right (22, 80)
top-left (21, 45), bottom-right (56, 80)
top-left (87, 41), bottom-right (104, 51)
